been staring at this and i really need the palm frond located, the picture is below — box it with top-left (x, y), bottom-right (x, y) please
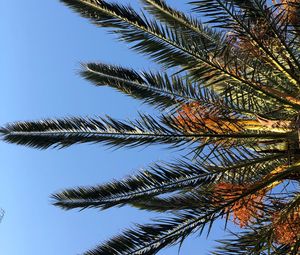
top-left (81, 163), bottom-right (299, 255)
top-left (212, 225), bottom-right (276, 255)
top-left (60, 1), bottom-right (300, 109)
top-left (190, 0), bottom-right (236, 28)
top-left (52, 159), bottom-right (214, 210)
top-left (212, 213), bottom-right (300, 255)
top-left (141, 0), bottom-right (222, 44)
top-left (81, 63), bottom-right (200, 110)
top-left (130, 192), bottom-right (209, 212)
top-left (60, 0), bottom-right (199, 68)
top-left (2, 113), bottom-right (291, 151)
top-left (271, 192), bottom-right (300, 228)
top-left (225, 0), bottom-right (258, 10)
top-left (190, 0), bottom-right (300, 88)
top-left (52, 151), bottom-right (286, 211)
top-left (0, 115), bottom-right (189, 149)
top-left (81, 62), bottom-right (286, 118)
top-left (83, 210), bottom-right (219, 255)
top-left (249, 0), bottom-right (300, 78)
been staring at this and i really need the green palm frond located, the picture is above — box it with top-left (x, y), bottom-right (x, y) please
top-left (2, 113), bottom-right (292, 151)
top-left (83, 210), bottom-right (219, 255)
top-left (224, 0), bottom-right (258, 10)
top-left (52, 152), bottom-right (240, 207)
top-left (190, 0), bottom-right (300, 87)
top-left (0, 115), bottom-right (191, 149)
top-left (52, 159), bottom-right (214, 210)
top-left (60, 0), bottom-right (200, 68)
top-left (81, 62), bottom-right (290, 117)
top-left (82, 62), bottom-right (257, 116)
top-left (247, 1), bottom-right (300, 76)
top-left (141, 0), bottom-right (222, 44)
top-left (52, 151), bottom-right (286, 211)
top-left (81, 63), bottom-right (200, 110)
top-left (53, 145), bottom-right (286, 210)
top-left (271, 192), bottom-right (300, 228)
top-left (130, 192), bottom-right (210, 212)
top-left (190, 0), bottom-right (236, 27)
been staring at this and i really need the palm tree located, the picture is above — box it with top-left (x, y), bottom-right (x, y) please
top-left (2, 0), bottom-right (300, 254)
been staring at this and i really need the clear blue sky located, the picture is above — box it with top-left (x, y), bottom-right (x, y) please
top-left (0, 1), bottom-right (227, 254)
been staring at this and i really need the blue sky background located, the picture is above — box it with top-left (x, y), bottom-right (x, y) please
top-left (0, 1), bottom-right (228, 254)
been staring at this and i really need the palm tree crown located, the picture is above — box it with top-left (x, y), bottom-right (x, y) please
top-left (2, 0), bottom-right (300, 254)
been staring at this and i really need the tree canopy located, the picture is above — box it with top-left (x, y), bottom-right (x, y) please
top-left (2, 0), bottom-right (300, 254)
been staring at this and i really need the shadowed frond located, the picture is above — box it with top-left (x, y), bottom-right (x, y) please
top-left (52, 159), bottom-right (214, 210)
top-left (77, 163), bottom-right (299, 254)
top-left (52, 151), bottom-right (286, 211)
top-left (130, 192), bottom-right (211, 213)
top-left (83, 210), bottom-right (220, 255)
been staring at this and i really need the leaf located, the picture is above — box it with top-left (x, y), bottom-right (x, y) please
top-left (52, 159), bottom-right (213, 210)
top-left (83, 210), bottom-right (220, 255)
top-left (0, 115), bottom-right (194, 149)
top-left (81, 62), bottom-right (201, 110)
